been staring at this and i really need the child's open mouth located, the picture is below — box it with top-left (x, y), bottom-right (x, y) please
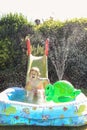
top-left (32, 75), bottom-right (35, 79)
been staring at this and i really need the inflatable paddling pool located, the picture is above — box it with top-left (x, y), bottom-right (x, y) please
top-left (0, 87), bottom-right (87, 126)
top-left (0, 39), bottom-right (87, 126)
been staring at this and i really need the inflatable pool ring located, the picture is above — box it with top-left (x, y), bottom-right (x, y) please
top-left (45, 80), bottom-right (81, 102)
top-left (0, 86), bottom-right (87, 126)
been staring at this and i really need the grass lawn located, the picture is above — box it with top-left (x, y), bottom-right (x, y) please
top-left (0, 125), bottom-right (87, 130)
top-left (0, 88), bottom-right (87, 130)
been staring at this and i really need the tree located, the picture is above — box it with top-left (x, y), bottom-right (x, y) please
top-left (0, 13), bottom-right (34, 69)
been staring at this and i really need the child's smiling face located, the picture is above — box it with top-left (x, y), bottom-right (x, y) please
top-left (29, 70), bottom-right (38, 80)
top-left (29, 67), bottom-right (40, 80)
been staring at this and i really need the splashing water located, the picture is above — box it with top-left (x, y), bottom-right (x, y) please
top-left (49, 37), bottom-right (70, 80)
top-left (49, 27), bottom-right (86, 80)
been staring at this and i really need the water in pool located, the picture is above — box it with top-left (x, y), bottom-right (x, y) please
top-left (8, 87), bottom-right (46, 104)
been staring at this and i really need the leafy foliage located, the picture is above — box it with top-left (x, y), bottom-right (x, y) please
top-left (0, 15), bottom-right (87, 90)
top-left (0, 39), bottom-right (9, 69)
top-left (0, 13), bottom-right (34, 70)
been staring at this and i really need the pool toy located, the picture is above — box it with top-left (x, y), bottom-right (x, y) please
top-left (0, 38), bottom-right (87, 126)
top-left (45, 80), bottom-right (81, 102)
